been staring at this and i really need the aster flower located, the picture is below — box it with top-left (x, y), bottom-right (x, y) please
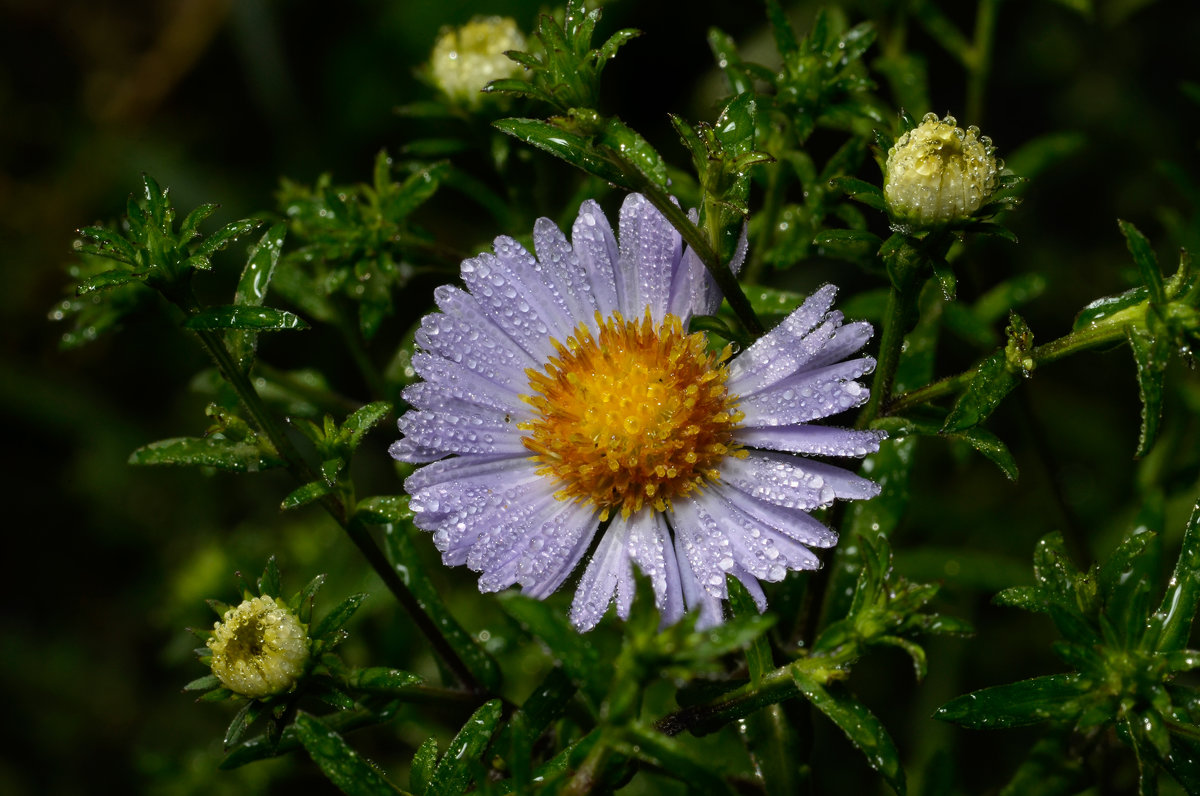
top-left (391, 194), bottom-right (884, 631)
top-left (884, 112), bottom-right (999, 230)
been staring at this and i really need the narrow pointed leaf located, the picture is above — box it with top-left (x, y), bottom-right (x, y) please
top-left (193, 218), bottom-right (263, 260)
top-left (942, 350), bottom-right (1019, 432)
top-left (344, 402), bottom-right (392, 449)
top-left (792, 671), bottom-right (906, 794)
top-left (311, 593), bottom-right (368, 642)
top-left (495, 118), bottom-right (630, 188)
top-left (349, 668), bottom-right (423, 695)
top-left (427, 699), bottom-right (503, 796)
top-left (410, 736), bottom-right (439, 796)
top-left (75, 269), bottom-right (142, 294)
top-left (623, 725), bottom-right (738, 796)
top-left (1154, 499), bottom-right (1200, 652)
top-left (1126, 325), bottom-right (1169, 457)
top-left (282, 480), bottom-right (334, 510)
top-left (936, 673), bottom-right (1093, 729)
top-left (183, 674), bottom-right (221, 692)
top-left (224, 701), bottom-right (265, 748)
top-left (1120, 220), bottom-right (1165, 306)
top-left (599, 118), bottom-right (668, 188)
top-left (128, 437), bottom-right (284, 472)
top-left (185, 305), bottom-right (308, 332)
top-left (293, 712), bottom-right (407, 796)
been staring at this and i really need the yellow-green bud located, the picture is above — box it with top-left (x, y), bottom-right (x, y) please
top-left (884, 113), bottom-right (999, 229)
top-left (207, 595), bottom-right (309, 698)
top-left (429, 17), bottom-right (526, 108)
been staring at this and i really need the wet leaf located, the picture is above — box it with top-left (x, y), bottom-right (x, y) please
top-left (184, 305), bottom-right (308, 332)
top-left (281, 481), bottom-right (333, 510)
top-left (1153, 499), bottom-right (1200, 652)
top-left (935, 673), bottom-right (1093, 729)
top-left (128, 437), bottom-right (284, 472)
top-left (293, 712), bottom-right (406, 796)
top-left (1127, 325), bottom-right (1169, 457)
top-left (792, 670), bottom-right (906, 794)
top-left (1120, 220), bottom-right (1165, 306)
top-left (410, 736), bottom-right (438, 795)
top-left (942, 350), bottom-right (1018, 433)
top-left (426, 700), bottom-right (503, 796)
top-left (348, 668), bottom-right (423, 695)
top-left (311, 593), bottom-right (368, 642)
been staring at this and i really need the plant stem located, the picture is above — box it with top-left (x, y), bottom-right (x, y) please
top-left (858, 280), bottom-right (912, 427)
top-left (885, 307), bottom-right (1139, 415)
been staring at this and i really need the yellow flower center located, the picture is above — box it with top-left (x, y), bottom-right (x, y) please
top-left (520, 311), bottom-right (744, 519)
top-left (207, 595), bottom-right (309, 698)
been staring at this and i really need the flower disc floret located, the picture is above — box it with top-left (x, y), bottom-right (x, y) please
top-left (521, 311), bottom-right (745, 520)
top-left (207, 595), bottom-right (309, 698)
top-left (429, 16), bottom-right (525, 108)
top-left (884, 112), bottom-right (998, 229)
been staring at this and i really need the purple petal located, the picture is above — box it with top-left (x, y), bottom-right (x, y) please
top-left (570, 517), bottom-right (637, 631)
top-left (405, 357), bottom-right (526, 416)
top-left (720, 450), bottom-right (878, 512)
top-left (617, 193), bottom-right (682, 323)
top-left (460, 249), bottom-right (559, 360)
top-left (726, 286), bottom-right (841, 394)
top-left (737, 357), bottom-right (875, 427)
top-left (397, 405), bottom-right (528, 459)
top-left (533, 217), bottom-right (601, 329)
top-left (735, 424), bottom-right (886, 457)
top-left (571, 199), bottom-right (621, 319)
top-left (430, 285), bottom-right (539, 368)
top-left (415, 300), bottom-right (534, 392)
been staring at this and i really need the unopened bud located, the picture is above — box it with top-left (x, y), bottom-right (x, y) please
top-left (207, 595), bottom-right (309, 698)
top-left (884, 113), bottom-right (999, 229)
top-left (429, 17), bottom-right (525, 108)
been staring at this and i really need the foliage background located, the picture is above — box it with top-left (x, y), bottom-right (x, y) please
top-left (2, 0), bottom-right (1199, 793)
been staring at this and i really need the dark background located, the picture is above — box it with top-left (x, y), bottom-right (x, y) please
top-left (3, 0), bottom-right (1199, 793)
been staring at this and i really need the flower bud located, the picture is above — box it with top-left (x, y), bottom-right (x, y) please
top-left (429, 17), bottom-right (526, 108)
top-left (884, 113), bottom-right (999, 229)
top-left (207, 595), bottom-right (309, 698)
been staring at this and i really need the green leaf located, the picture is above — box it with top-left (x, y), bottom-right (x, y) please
top-left (311, 593), bottom-right (368, 642)
top-left (128, 437), bottom-right (284, 472)
top-left (224, 701), bottom-right (265, 748)
top-left (410, 737), bottom-right (439, 796)
top-left (258, 556), bottom-right (281, 597)
top-left (1120, 220), bottom-right (1165, 306)
top-left (381, 521), bottom-right (501, 692)
top-left (75, 268), bottom-right (142, 294)
top-left (830, 176), bottom-right (887, 212)
top-left (1153, 500), bottom-right (1200, 652)
top-left (935, 673), bottom-right (1093, 729)
top-left (221, 702), bottom-right (402, 769)
top-left (348, 668), bottom-right (423, 695)
top-left (426, 700), bottom-right (503, 796)
top-left (792, 671), bottom-right (906, 794)
top-left (293, 712), bottom-right (407, 796)
top-left (184, 305), bottom-right (308, 332)
top-left (389, 162), bottom-right (448, 220)
top-left (707, 28), bottom-right (753, 94)
top-left (952, 426), bottom-right (1019, 481)
top-left (942, 350), bottom-right (1019, 432)
top-left (1127, 325), bottom-right (1170, 457)
top-left (343, 402), bottom-right (392, 450)
top-left (281, 481), bottom-right (334, 510)
top-left (193, 218), bottom-right (263, 261)
top-left (183, 674), bottom-right (221, 692)
top-left (599, 118), bottom-right (668, 188)
top-left (495, 118), bottom-right (629, 188)
top-left (1073, 286), bottom-right (1148, 332)
top-left (227, 222), bottom-right (286, 372)
top-left (356, 495), bottom-right (413, 525)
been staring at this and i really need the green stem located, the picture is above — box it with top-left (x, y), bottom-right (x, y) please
top-left (744, 149), bottom-right (786, 285)
top-left (966, 0), bottom-right (1000, 124)
top-left (858, 280), bottom-right (913, 427)
top-left (885, 313), bottom-right (1134, 415)
top-left (177, 289), bottom-right (485, 695)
